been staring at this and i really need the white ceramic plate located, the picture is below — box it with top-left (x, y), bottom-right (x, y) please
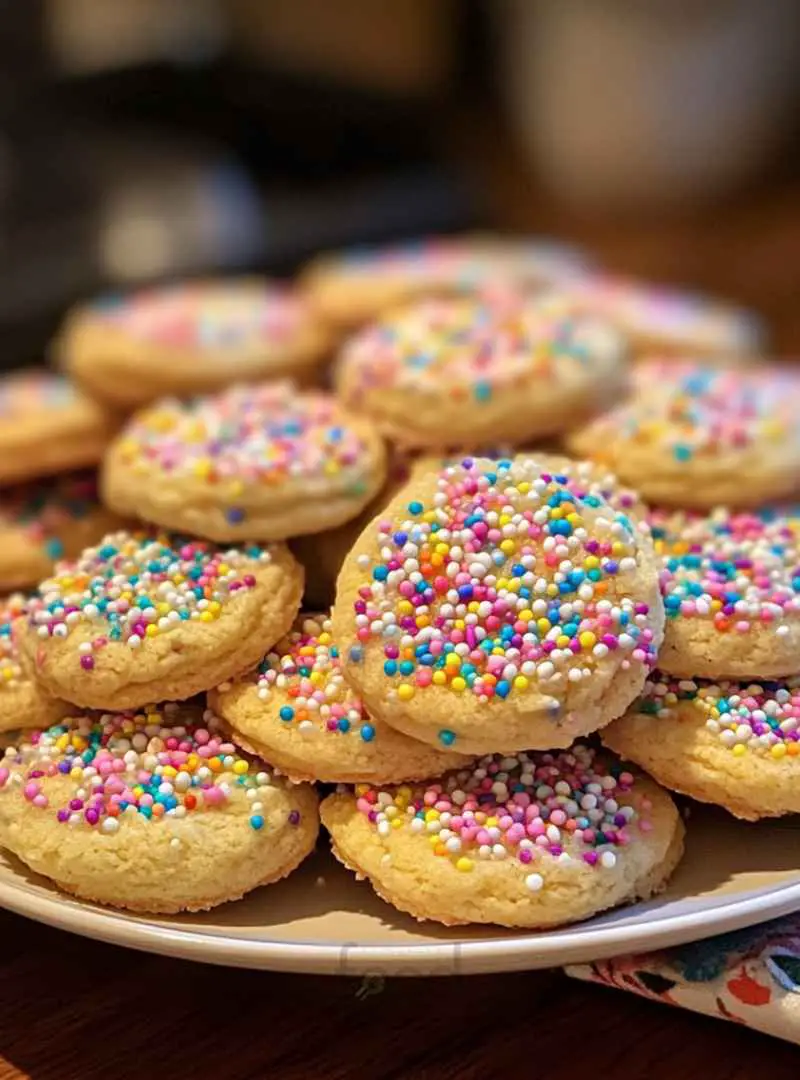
top-left (1, 807), bottom-right (798, 975)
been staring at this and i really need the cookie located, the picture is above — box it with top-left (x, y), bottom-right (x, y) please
top-left (335, 294), bottom-right (628, 450)
top-left (333, 455), bottom-right (663, 755)
top-left (1, 596), bottom-right (69, 734)
top-left (55, 279), bottom-right (333, 409)
top-left (566, 361), bottom-right (800, 508)
top-left (102, 384), bottom-right (387, 542)
top-left (20, 530), bottom-right (304, 711)
top-left (604, 674), bottom-right (800, 820)
top-left (563, 275), bottom-right (764, 363)
top-left (301, 234), bottom-right (589, 329)
top-left (321, 745), bottom-right (683, 928)
top-left (209, 613), bottom-right (471, 784)
top-left (651, 506), bottom-right (800, 679)
top-left (0, 704), bottom-right (318, 912)
top-left (0, 472), bottom-right (124, 591)
top-left (0, 371), bottom-right (116, 485)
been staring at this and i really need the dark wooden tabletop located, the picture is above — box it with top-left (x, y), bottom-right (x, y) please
top-left (1, 908), bottom-right (798, 1080)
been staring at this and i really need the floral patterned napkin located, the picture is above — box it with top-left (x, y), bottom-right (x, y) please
top-left (566, 915), bottom-right (800, 1044)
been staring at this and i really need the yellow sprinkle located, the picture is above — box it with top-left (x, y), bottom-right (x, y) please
top-left (579, 632), bottom-right (597, 649)
top-left (455, 857), bottom-right (474, 872)
top-left (732, 744), bottom-right (746, 757)
top-left (450, 676), bottom-right (466, 692)
top-left (513, 675), bottom-right (529, 691)
top-left (145, 624), bottom-right (158, 637)
top-left (500, 539), bottom-right (516, 556)
top-left (199, 611), bottom-right (215, 623)
top-left (232, 760), bottom-right (249, 774)
top-left (425, 809), bottom-right (440, 822)
top-left (432, 671), bottom-right (447, 686)
top-left (397, 683), bottom-right (415, 702)
top-left (771, 743), bottom-right (788, 760)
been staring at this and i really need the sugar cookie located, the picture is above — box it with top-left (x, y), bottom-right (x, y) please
top-left (209, 613), bottom-right (471, 784)
top-left (56, 279), bottom-right (332, 408)
top-left (566, 361), bottom-right (800, 508)
top-left (335, 294), bottom-right (628, 449)
top-left (20, 530), bottom-right (304, 710)
top-left (604, 674), bottom-right (800, 820)
top-left (333, 456), bottom-right (663, 755)
top-left (301, 234), bottom-right (588, 329)
top-left (321, 745), bottom-right (683, 928)
top-left (0, 472), bottom-right (124, 591)
top-left (102, 384), bottom-right (386, 542)
top-left (1, 596), bottom-right (69, 734)
top-left (652, 507), bottom-right (800, 679)
top-left (0, 371), bottom-right (116, 485)
top-left (0, 704), bottom-right (318, 912)
top-left (563, 275), bottom-right (764, 363)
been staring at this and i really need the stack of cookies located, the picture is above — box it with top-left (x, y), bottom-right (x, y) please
top-left (0, 234), bottom-right (792, 933)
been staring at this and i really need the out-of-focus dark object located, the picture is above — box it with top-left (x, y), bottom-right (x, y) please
top-left (502, 0), bottom-right (800, 212)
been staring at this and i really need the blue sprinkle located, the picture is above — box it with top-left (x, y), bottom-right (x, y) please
top-left (349, 645), bottom-right (364, 662)
top-left (373, 566), bottom-right (389, 582)
top-left (408, 501), bottom-right (424, 515)
top-left (226, 507), bottom-right (245, 524)
top-left (279, 706), bottom-right (295, 722)
top-left (250, 815), bottom-right (265, 830)
top-left (673, 444), bottom-right (693, 462)
top-left (474, 381), bottom-right (492, 402)
top-left (438, 730), bottom-right (456, 747)
top-left (360, 724), bottom-right (375, 742)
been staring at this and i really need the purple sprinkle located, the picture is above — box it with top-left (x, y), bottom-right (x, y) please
top-left (288, 810), bottom-right (301, 826)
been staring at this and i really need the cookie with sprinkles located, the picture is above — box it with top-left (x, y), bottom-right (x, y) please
top-left (19, 530), bottom-right (304, 711)
top-left (332, 456), bottom-right (664, 756)
top-left (562, 274), bottom-right (764, 364)
top-left (321, 745), bottom-right (683, 928)
top-left (300, 233), bottom-right (589, 330)
top-left (0, 370), bottom-right (116, 485)
top-left (566, 361), bottom-right (800, 508)
top-left (0, 471), bottom-right (124, 591)
top-left (102, 384), bottom-right (387, 542)
top-left (335, 294), bottom-right (628, 450)
top-left (1, 596), bottom-right (69, 735)
top-left (55, 278), bottom-right (333, 409)
top-left (604, 674), bottom-right (800, 820)
top-left (652, 506), bottom-right (800, 679)
top-left (209, 613), bottom-right (471, 784)
top-left (0, 704), bottom-right (318, 912)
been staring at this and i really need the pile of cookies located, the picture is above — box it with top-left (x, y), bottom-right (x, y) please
top-left (0, 235), bottom-right (794, 932)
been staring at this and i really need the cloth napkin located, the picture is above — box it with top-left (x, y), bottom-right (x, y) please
top-left (565, 915), bottom-right (800, 1045)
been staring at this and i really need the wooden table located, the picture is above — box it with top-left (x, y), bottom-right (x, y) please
top-left (1, 906), bottom-right (798, 1079)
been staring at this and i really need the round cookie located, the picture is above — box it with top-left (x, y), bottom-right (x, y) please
top-left (321, 745), bottom-right (684, 928)
top-left (333, 455), bottom-right (663, 756)
top-left (335, 294), bottom-right (628, 450)
top-left (566, 361), bottom-right (800, 508)
top-left (604, 674), bottom-right (800, 820)
top-left (102, 384), bottom-right (387, 542)
top-left (1, 596), bottom-right (70, 734)
top-left (0, 472), bottom-right (124, 591)
top-left (20, 530), bottom-right (304, 711)
top-left (0, 704), bottom-right (318, 912)
top-left (652, 506), bottom-right (800, 680)
top-left (55, 278), bottom-right (333, 409)
top-left (301, 234), bottom-right (589, 329)
top-left (0, 371), bottom-right (116, 485)
top-left (563, 274), bottom-right (764, 363)
top-left (210, 613), bottom-right (472, 784)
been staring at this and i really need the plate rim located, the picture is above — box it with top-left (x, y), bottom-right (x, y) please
top-left (2, 870), bottom-right (800, 976)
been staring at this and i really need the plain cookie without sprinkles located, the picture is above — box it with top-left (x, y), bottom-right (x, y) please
top-left (336, 294), bottom-right (628, 449)
top-left (102, 384), bottom-right (386, 542)
top-left (210, 613), bottom-right (471, 784)
top-left (20, 530), bottom-right (304, 710)
top-left (321, 745), bottom-right (684, 928)
top-left (604, 674), bottom-right (800, 820)
top-left (0, 704), bottom-right (319, 913)
top-left (333, 456), bottom-right (663, 755)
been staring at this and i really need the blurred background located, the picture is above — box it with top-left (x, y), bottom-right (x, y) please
top-left (2, 0), bottom-right (800, 365)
